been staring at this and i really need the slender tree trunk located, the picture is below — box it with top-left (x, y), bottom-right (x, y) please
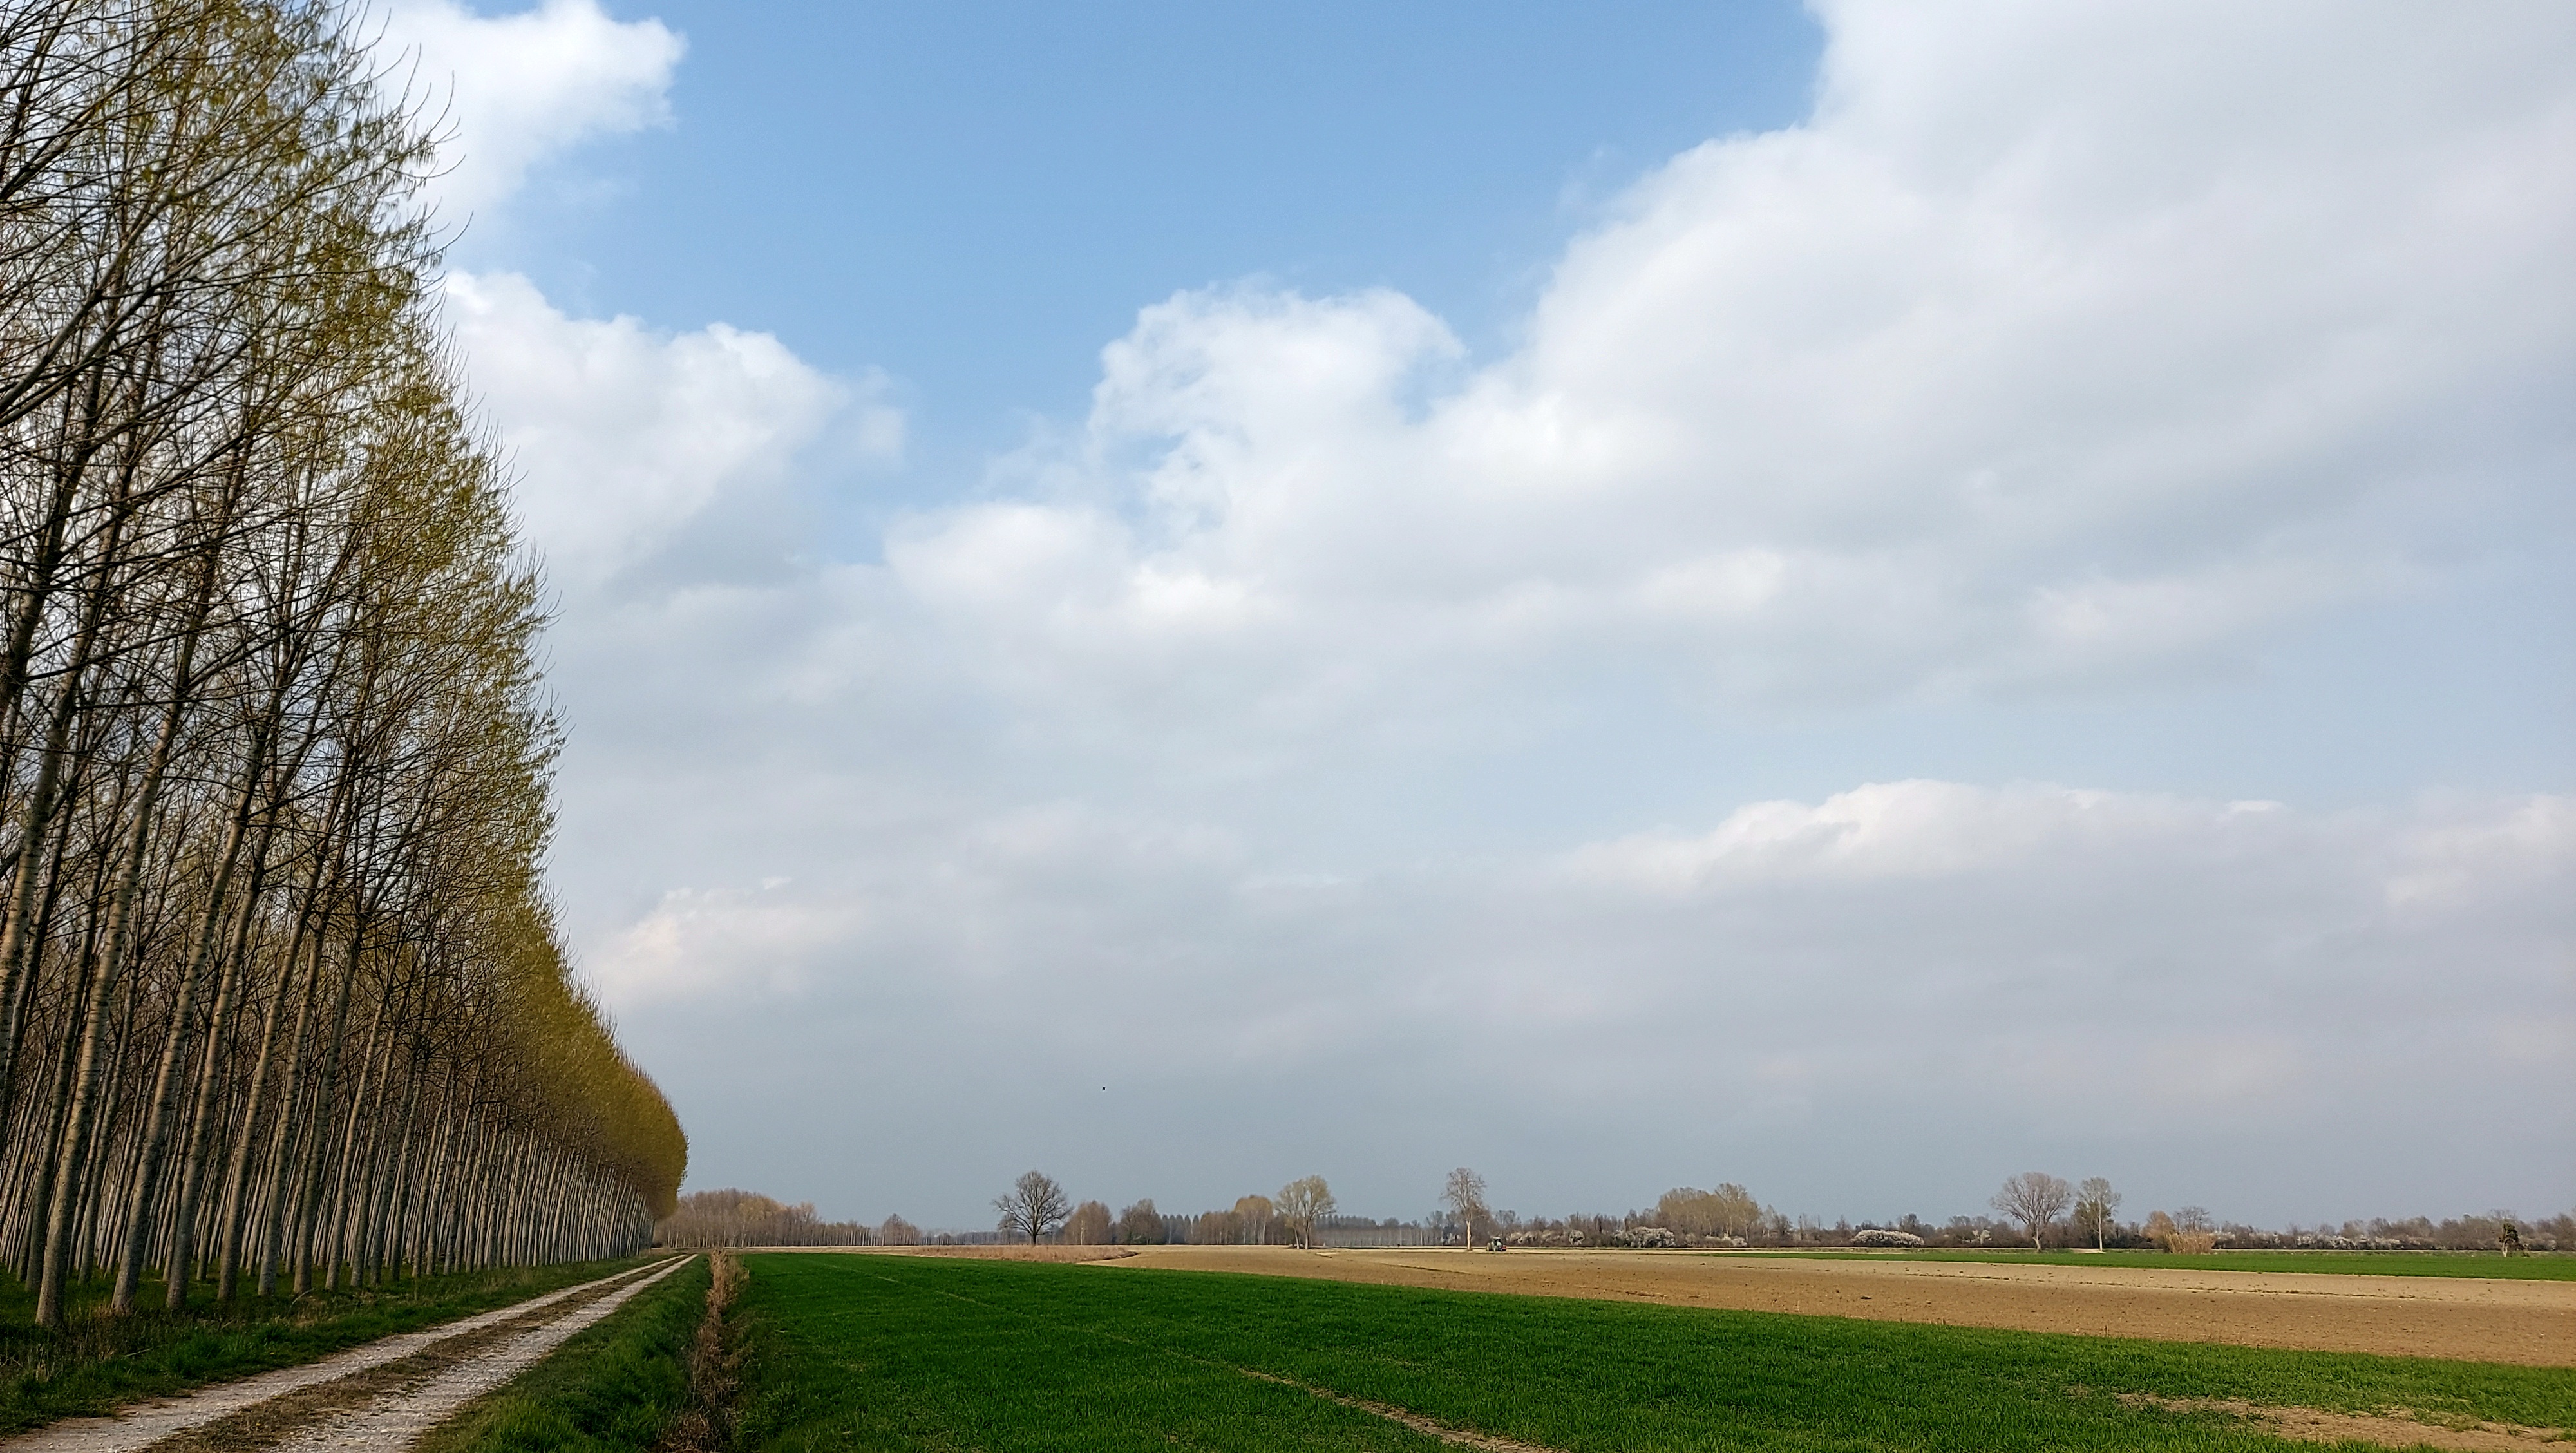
top-left (254, 925), bottom-right (327, 1299)
top-left (316, 987), bottom-right (387, 1291)
top-left (214, 908), bottom-right (298, 1302)
top-left (289, 920), bottom-right (363, 1295)
top-left (106, 571), bottom-right (223, 1311)
top-left (0, 590), bottom-right (100, 1101)
top-left (163, 882), bottom-right (257, 1304)
top-left (1, 775), bottom-right (81, 1283)
top-left (38, 615), bottom-right (193, 1327)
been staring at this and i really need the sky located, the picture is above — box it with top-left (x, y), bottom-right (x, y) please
top-left (391, 0), bottom-right (2575, 1233)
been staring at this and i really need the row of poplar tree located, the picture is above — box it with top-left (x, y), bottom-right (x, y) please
top-left (0, 0), bottom-right (686, 1329)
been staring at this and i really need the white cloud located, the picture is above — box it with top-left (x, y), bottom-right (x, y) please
top-left (2384, 795), bottom-right (2576, 914)
top-left (381, 0), bottom-right (684, 221)
top-left (379, 8), bottom-right (898, 591)
top-left (591, 881), bottom-right (855, 1005)
top-left (1564, 780), bottom-right (2212, 888)
top-left (442, 272), bottom-right (882, 588)
top-left (864, 0), bottom-right (2572, 718)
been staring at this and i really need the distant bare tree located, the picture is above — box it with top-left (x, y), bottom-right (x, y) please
top-left (658, 1190), bottom-right (874, 1248)
top-left (1443, 1168), bottom-right (1490, 1249)
top-left (1990, 1172), bottom-right (2073, 1253)
top-left (1233, 1194), bottom-right (1274, 1244)
top-left (994, 1171), bottom-right (1070, 1244)
top-left (1116, 1199), bottom-right (1167, 1244)
top-left (878, 1214), bottom-right (921, 1246)
top-left (1064, 1200), bottom-right (1112, 1245)
top-left (1275, 1175), bottom-right (1335, 1249)
top-left (1713, 1184), bottom-right (1764, 1240)
top-left (2143, 1206), bottom-right (2217, 1253)
top-left (2074, 1177), bottom-right (2121, 1250)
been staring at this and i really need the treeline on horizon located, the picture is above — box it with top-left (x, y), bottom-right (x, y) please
top-left (0, 0), bottom-right (683, 1330)
top-left (659, 1182), bottom-right (2572, 1254)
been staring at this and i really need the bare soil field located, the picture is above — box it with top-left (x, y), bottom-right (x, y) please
top-left (1103, 1246), bottom-right (2576, 1367)
top-left (754, 1244), bottom-right (1136, 1263)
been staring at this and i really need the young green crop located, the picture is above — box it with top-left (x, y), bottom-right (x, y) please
top-left (730, 1253), bottom-right (2575, 1452)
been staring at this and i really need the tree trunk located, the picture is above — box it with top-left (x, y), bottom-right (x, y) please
top-left (37, 618), bottom-right (191, 1327)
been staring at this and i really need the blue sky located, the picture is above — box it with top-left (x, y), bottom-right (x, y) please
top-left (477, 3), bottom-right (1819, 434)
top-left (402, 0), bottom-right (2572, 1231)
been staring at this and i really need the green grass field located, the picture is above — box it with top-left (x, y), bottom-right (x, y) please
top-left (728, 1253), bottom-right (2576, 1452)
top-left (415, 1255), bottom-right (711, 1453)
top-left (0, 1254), bottom-right (661, 1434)
top-left (1727, 1248), bottom-right (2576, 1280)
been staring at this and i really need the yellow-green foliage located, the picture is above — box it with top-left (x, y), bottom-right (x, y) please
top-left (504, 922), bottom-right (688, 1219)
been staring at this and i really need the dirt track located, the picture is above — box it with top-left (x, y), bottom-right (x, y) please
top-left (1097, 1247), bottom-right (2576, 1367)
top-left (0, 1258), bottom-right (689, 1453)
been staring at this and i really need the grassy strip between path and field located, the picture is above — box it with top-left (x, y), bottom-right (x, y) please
top-left (1719, 1248), bottom-right (2576, 1279)
top-left (412, 1255), bottom-right (711, 1453)
top-left (729, 1252), bottom-right (2576, 1452)
top-left (0, 1254), bottom-right (663, 1434)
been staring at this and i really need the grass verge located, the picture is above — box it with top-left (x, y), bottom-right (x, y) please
top-left (729, 1253), bottom-right (2576, 1452)
top-left (0, 1255), bottom-right (661, 1434)
top-left (412, 1255), bottom-right (712, 1453)
top-left (1722, 1248), bottom-right (2576, 1279)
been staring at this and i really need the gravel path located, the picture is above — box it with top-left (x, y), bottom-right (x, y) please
top-left (1, 1258), bottom-right (688, 1453)
top-left (258, 1257), bottom-right (691, 1453)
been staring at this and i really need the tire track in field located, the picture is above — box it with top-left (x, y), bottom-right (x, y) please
top-left (0, 1258), bottom-right (687, 1453)
top-left (1227, 1366), bottom-right (1564, 1453)
top-left (873, 1271), bottom-right (1573, 1453)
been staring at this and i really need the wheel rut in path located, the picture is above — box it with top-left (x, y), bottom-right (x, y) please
top-left (1, 1258), bottom-right (689, 1453)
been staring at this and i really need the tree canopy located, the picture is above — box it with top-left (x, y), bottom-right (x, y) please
top-left (0, 0), bottom-right (683, 1327)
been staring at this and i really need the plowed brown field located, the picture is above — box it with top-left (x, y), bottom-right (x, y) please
top-left (1099, 1246), bottom-right (2576, 1367)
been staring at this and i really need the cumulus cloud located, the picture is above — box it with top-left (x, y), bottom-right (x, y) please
top-left (442, 272), bottom-right (886, 589)
top-left (370, 2), bottom-right (901, 593)
top-left (593, 880), bottom-right (858, 1005)
top-left (381, 0), bottom-right (684, 222)
top-left (865, 0), bottom-right (2571, 719)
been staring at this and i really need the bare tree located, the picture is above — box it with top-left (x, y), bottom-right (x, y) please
top-left (1991, 1172), bottom-right (2074, 1253)
top-left (1115, 1198), bottom-right (1166, 1245)
top-left (657, 1190), bottom-right (875, 1248)
top-left (1653, 1184), bottom-right (1760, 1244)
top-left (1063, 1199), bottom-right (1112, 1245)
top-left (1274, 1175), bottom-right (1334, 1249)
top-left (1443, 1166), bottom-right (1489, 1249)
top-left (994, 1170), bottom-right (1070, 1244)
top-left (2074, 1177), bottom-right (2121, 1250)
top-left (1232, 1193), bottom-right (1273, 1245)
